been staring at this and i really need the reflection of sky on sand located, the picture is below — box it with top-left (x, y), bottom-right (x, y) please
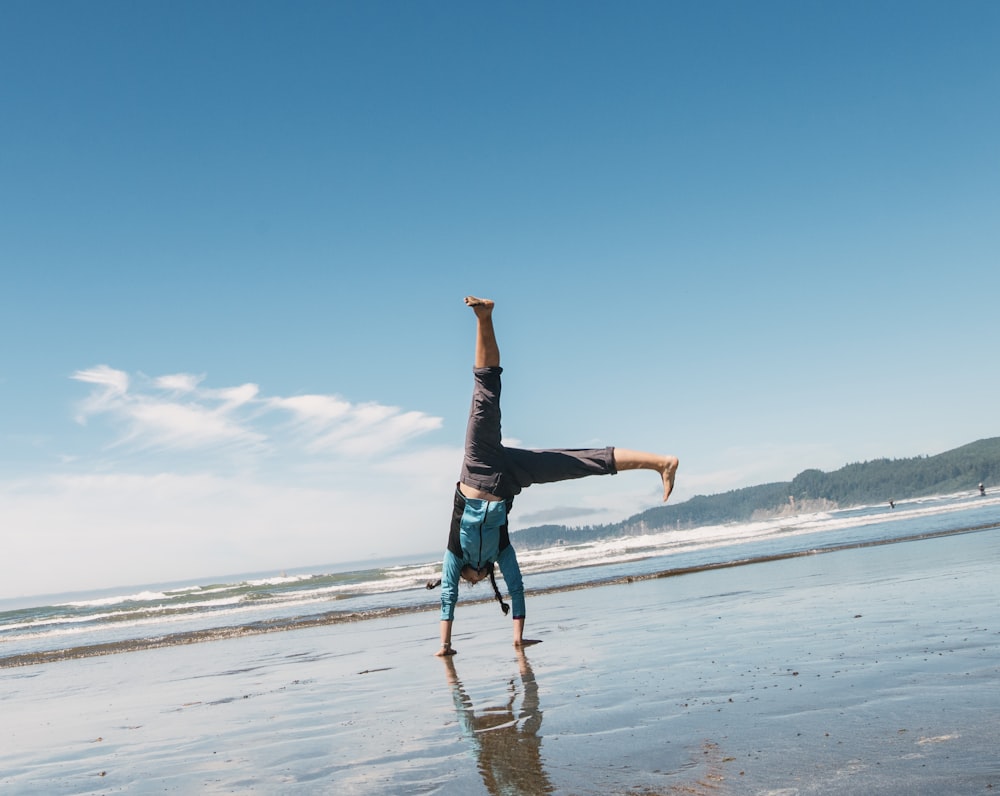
top-left (442, 651), bottom-right (554, 796)
top-left (2, 528), bottom-right (998, 794)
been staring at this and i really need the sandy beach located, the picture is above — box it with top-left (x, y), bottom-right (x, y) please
top-left (2, 527), bottom-right (998, 795)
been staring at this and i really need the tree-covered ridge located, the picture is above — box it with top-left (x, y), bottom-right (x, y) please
top-left (512, 437), bottom-right (1000, 550)
top-left (788, 437), bottom-right (1000, 505)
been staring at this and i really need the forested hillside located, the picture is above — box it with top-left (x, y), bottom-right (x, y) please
top-left (512, 437), bottom-right (1000, 549)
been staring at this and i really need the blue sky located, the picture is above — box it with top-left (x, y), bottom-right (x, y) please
top-left (2, 1), bottom-right (998, 598)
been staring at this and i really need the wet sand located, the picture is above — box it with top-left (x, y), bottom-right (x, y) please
top-left (2, 529), bottom-right (998, 795)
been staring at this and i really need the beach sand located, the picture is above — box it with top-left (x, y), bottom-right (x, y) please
top-left (2, 528), bottom-right (998, 795)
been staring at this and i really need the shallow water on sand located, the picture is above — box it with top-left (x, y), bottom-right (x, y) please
top-left (2, 528), bottom-right (998, 794)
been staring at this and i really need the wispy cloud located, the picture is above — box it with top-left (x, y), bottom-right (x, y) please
top-left (266, 394), bottom-right (440, 454)
top-left (72, 366), bottom-right (265, 453)
top-left (71, 365), bottom-right (442, 459)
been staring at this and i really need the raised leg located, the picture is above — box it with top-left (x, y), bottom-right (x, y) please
top-left (465, 296), bottom-right (499, 368)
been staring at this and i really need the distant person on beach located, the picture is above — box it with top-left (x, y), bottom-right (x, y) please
top-left (980, 483), bottom-right (986, 496)
top-left (432, 296), bottom-right (679, 656)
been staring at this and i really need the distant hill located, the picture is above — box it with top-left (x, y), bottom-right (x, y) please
top-left (511, 437), bottom-right (1000, 550)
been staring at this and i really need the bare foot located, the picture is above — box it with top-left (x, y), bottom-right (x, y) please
top-left (611, 449), bottom-right (679, 501)
top-left (661, 456), bottom-right (679, 502)
top-left (514, 639), bottom-right (542, 648)
top-left (464, 296), bottom-right (494, 317)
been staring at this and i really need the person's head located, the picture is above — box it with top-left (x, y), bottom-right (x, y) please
top-left (452, 561), bottom-right (510, 615)
top-left (461, 564), bottom-right (492, 585)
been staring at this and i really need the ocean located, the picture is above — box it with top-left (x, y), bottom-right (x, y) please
top-left (3, 489), bottom-right (999, 669)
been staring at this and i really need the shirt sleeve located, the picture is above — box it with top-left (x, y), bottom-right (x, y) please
top-left (496, 544), bottom-right (525, 619)
top-left (440, 549), bottom-right (463, 621)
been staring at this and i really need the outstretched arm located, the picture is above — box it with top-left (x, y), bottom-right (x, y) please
top-left (497, 545), bottom-right (541, 649)
top-left (436, 551), bottom-right (462, 655)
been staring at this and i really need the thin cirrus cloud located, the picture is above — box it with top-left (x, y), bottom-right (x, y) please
top-left (269, 395), bottom-right (443, 455)
top-left (71, 365), bottom-right (443, 458)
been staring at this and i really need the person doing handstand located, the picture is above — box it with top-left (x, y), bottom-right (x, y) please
top-left (434, 297), bottom-right (679, 656)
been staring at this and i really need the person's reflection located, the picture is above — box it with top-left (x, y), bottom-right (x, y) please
top-left (442, 650), bottom-right (554, 795)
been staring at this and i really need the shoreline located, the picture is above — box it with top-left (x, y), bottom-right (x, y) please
top-left (2, 527), bottom-right (998, 794)
top-left (4, 521), bottom-right (997, 670)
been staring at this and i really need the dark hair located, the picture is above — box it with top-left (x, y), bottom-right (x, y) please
top-left (425, 563), bottom-right (509, 616)
top-left (487, 563), bottom-right (510, 616)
